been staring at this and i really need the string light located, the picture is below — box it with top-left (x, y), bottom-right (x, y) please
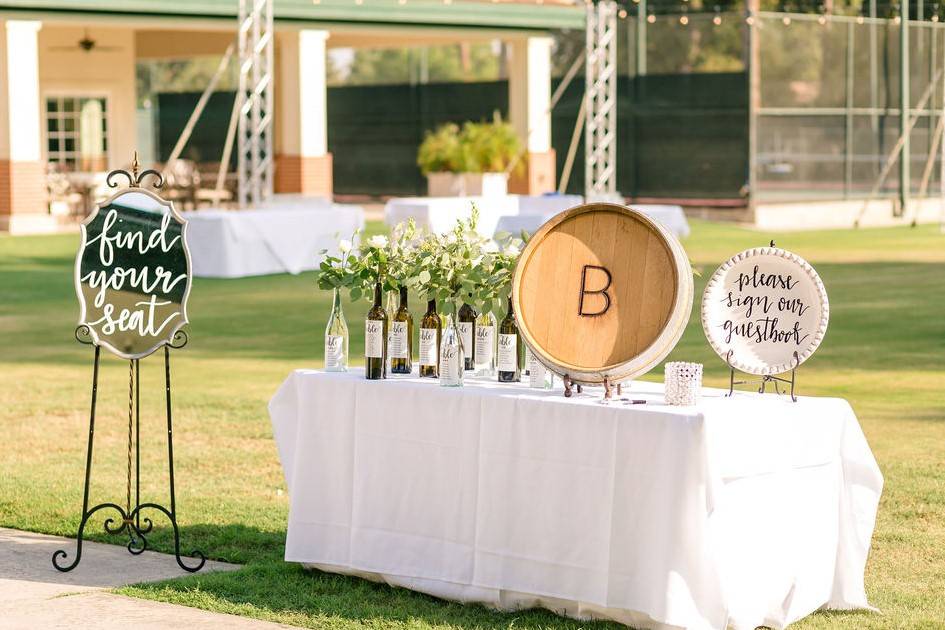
top-left (312, 0), bottom-right (320, 4)
top-left (746, 15), bottom-right (755, 25)
top-left (782, 15), bottom-right (791, 25)
top-left (713, 14), bottom-right (722, 25)
top-left (818, 14), bottom-right (827, 25)
top-left (934, 15), bottom-right (940, 22)
top-left (618, 8), bottom-right (628, 18)
top-left (894, 15), bottom-right (901, 24)
top-left (856, 15), bottom-right (864, 24)
top-left (647, 13), bottom-right (656, 23)
top-left (680, 15), bottom-right (689, 25)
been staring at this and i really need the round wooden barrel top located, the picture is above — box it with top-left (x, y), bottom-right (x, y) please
top-left (512, 203), bottom-right (692, 384)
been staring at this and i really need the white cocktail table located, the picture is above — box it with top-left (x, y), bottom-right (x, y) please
top-left (182, 202), bottom-right (364, 278)
top-left (269, 369), bottom-right (881, 630)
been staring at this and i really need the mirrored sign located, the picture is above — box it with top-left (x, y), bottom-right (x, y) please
top-left (75, 189), bottom-right (191, 359)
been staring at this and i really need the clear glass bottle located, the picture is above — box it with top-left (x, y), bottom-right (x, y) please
top-left (365, 282), bottom-right (388, 380)
top-left (324, 287), bottom-right (349, 372)
top-left (528, 350), bottom-right (553, 389)
top-left (439, 310), bottom-right (464, 387)
top-left (457, 301), bottom-right (477, 371)
top-left (474, 311), bottom-right (497, 377)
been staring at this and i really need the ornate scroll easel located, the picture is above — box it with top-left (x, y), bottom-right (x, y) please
top-left (725, 349), bottom-right (799, 403)
top-left (53, 157), bottom-right (205, 573)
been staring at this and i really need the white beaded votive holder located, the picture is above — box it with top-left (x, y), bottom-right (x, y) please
top-left (664, 362), bottom-right (703, 406)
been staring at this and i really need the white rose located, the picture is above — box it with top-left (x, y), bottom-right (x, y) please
top-left (482, 240), bottom-right (499, 253)
top-left (446, 233), bottom-right (457, 244)
top-left (338, 239), bottom-right (352, 254)
top-left (504, 243), bottom-right (521, 256)
top-left (368, 235), bottom-right (389, 249)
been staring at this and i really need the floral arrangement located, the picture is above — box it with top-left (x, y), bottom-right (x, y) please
top-left (317, 219), bottom-right (420, 301)
top-left (316, 208), bottom-right (525, 314)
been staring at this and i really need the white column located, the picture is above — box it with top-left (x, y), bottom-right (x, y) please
top-left (276, 29), bottom-right (331, 196)
top-left (508, 36), bottom-right (552, 154)
top-left (0, 20), bottom-right (49, 232)
top-left (508, 36), bottom-right (555, 194)
top-left (1, 21), bottom-right (42, 162)
top-left (300, 30), bottom-right (328, 157)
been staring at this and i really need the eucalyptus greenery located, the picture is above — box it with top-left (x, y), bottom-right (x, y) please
top-left (316, 219), bottom-right (421, 303)
top-left (316, 209), bottom-right (525, 314)
top-left (408, 206), bottom-right (525, 317)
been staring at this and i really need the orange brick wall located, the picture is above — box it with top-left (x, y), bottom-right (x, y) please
top-left (275, 153), bottom-right (333, 197)
top-left (508, 150), bottom-right (556, 195)
top-left (0, 160), bottom-right (47, 216)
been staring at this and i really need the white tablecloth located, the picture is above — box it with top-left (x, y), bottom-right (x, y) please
top-left (384, 194), bottom-right (584, 238)
top-left (385, 196), bottom-right (690, 239)
top-left (182, 203), bottom-right (364, 278)
top-left (269, 370), bottom-right (882, 630)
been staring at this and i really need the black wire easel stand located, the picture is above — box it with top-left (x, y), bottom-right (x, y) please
top-left (52, 326), bottom-right (205, 573)
top-left (726, 349), bottom-right (800, 403)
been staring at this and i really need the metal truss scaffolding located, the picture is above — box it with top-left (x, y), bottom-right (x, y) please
top-left (585, 0), bottom-right (619, 199)
top-left (237, 0), bottom-right (274, 207)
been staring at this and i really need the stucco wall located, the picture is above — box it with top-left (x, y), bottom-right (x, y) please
top-left (38, 25), bottom-right (137, 170)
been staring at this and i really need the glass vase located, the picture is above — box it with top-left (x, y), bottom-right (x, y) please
top-left (474, 311), bottom-right (497, 377)
top-left (439, 313), bottom-right (464, 387)
top-left (324, 288), bottom-right (349, 372)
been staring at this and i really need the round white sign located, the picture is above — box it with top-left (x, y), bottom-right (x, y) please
top-left (701, 247), bottom-right (829, 375)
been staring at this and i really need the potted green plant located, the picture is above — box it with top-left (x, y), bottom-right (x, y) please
top-left (417, 113), bottom-right (522, 198)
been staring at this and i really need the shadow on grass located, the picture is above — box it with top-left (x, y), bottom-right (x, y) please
top-left (96, 522), bottom-right (625, 629)
top-left (127, 558), bottom-right (628, 630)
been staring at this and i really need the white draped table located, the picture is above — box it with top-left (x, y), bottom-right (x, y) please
top-left (384, 196), bottom-right (690, 239)
top-left (182, 201), bottom-right (364, 278)
top-left (269, 369), bottom-right (882, 630)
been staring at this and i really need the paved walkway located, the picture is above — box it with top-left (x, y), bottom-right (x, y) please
top-left (0, 527), bottom-right (295, 629)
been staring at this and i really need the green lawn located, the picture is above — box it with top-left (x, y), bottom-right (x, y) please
top-left (1, 219), bottom-right (943, 629)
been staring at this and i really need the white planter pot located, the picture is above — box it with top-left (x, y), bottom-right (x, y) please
top-left (426, 172), bottom-right (508, 197)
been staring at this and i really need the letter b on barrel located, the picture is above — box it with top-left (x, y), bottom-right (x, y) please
top-left (578, 265), bottom-right (612, 317)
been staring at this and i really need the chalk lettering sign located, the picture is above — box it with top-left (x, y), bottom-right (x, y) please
top-left (75, 189), bottom-right (191, 359)
top-left (701, 247), bottom-right (829, 375)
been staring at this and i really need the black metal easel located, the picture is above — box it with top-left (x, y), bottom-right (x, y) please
top-left (52, 327), bottom-right (205, 572)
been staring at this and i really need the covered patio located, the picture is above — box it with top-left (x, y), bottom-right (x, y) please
top-left (0, 0), bottom-right (582, 233)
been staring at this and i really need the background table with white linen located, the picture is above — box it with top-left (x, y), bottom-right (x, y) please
top-left (384, 195), bottom-right (690, 239)
top-left (182, 200), bottom-right (364, 278)
top-left (269, 370), bottom-right (882, 630)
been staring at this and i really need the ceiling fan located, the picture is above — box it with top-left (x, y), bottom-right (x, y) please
top-left (50, 29), bottom-right (122, 53)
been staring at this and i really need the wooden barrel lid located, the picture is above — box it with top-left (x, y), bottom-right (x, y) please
top-left (512, 203), bottom-right (693, 385)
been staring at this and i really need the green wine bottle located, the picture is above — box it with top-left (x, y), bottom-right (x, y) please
top-left (419, 298), bottom-right (441, 378)
top-left (458, 301), bottom-right (477, 371)
top-left (390, 286), bottom-right (413, 375)
top-left (498, 295), bottom-right (521, 382)
top-left (365, 282), bottom-right (387, 380)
